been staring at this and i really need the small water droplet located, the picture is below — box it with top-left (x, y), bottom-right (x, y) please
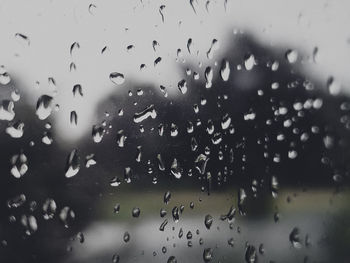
top-left (64, 149), bottom-right (80, 178)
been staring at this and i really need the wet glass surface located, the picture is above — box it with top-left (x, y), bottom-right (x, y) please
top-left (0, 1), bottom-right (350, 262)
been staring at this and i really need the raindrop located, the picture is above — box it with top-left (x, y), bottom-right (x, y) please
top-left (73, 84), bottom-right (83, 97)
top-left (64, 149), bottom-right (80, 178)
top-left (159, 219), bottom-right (168, 231)
top-left (10, 152), bottom-right (28, 178)
top-left (59, 206), bottom-right (75, 228)
top-left (6, 121), bottom-right (24, 138)
top-left (245, 245), bottom-right (257, 263)
top-left (205, 66), bottom-right (213, 88)
top-left (15, 33), bottom-right (30, 46)
top-left (117, 130), bottom-right (127, 147)
top-left (187, 38), bottom-right (193, 54)
top-left (220, 59), bottom-right (230, 81)
top-left (7, 194), bottom-right (26, 209)
top-left (171, 159), bottom-right (182, 179)
top-left (327, 76), bottom-right (341, 96)
top-left (112, 254), bottom-right (120, 263)
top-left (124, 167), bottom-right (132, 183)
top-left (159, 5), bottom-right (166, 23)
top-left (42, 198), bottom-right (57, 220)
top-left (164, 191), bottom-right (171, 204)
top-left (204, 214), bottom-right (213, 229)
top-left (109, 72), bottom-right (125, 85)
top-left (92, 125), bottom-right (105, 143)
top-left (132, 207), bottom-right (140, 218)
top-left (85, 154), bottom-right (96, 168)
top-left (228, 238), bottom-right (234, 247)
top-left (20, 215), bottom-right (38, 235)
top-left (160, 208), bottom-right (167, 217)
top-left (70, 42), bottom-right (80, 56)
top-left (0, 66), bottom-right (11, 85)
top-left (154, 57), bottom-right (162, 67)
top-left (77, 232), bottom-right (85, 243)
top-left (70, 111), bottom-right (78, 125)
top-left (207, 39), bottom-right (219, 59)
top-left (167, 256), bottom-right (177, 263)
top-left (123, 231), bottom-right (130, 243)
top-left (114, 204), bottom-right (120, 214)
top-left (195, 154), bottom-right (209, 175)
top-left (289, 227), bottom-right (302, 248)
top-left (36, 95), bottom-right (53, 120)
top-left (88, 3), bottom-right (97, 14)
top-left (285, 49), bottom-right (298, 63)
top-left (189, 0), bottom-right (197, 14)
top-left (178, 79), bottom-right (187, 94)
top-left (172, 206), bottom-right (180, 222)
top-left (0, 100), bottom-right (15, 121)
top-left (244, 54), bottom-right (255, 70)
top-left (203, 248), bottom-right (213, 262)
top-left (133, 105), bottom-right (157, 123)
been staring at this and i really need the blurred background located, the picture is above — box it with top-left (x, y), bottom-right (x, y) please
top-left (0, 0), bottom-right (349, 262)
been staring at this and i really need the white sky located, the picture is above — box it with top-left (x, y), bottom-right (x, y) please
top-left (0, 0), bottom-right (349, 144)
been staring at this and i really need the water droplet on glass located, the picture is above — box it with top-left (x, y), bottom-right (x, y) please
top-left (285, 49), bottom-right (298, 63)
top-left (0, 100), bottom-right (15, 121)
top-left (70, 111), bottom-right (78, 126)
top-left (203, 248), bottom-right (213, 262)
top-left (178, 79), bottom-right (187, 94)
top-left (132, 207), bottom-right (140, 218)
top-left (159, 5), bottom-right (166, 23)
top-left (10, 152), bottom-right (28, 178)
top-left (123, 231), bottom-right (130, 243)
top-left (109, 72), bottom-right (125, 85)
top-left (327, 76), bottom-right (341, 96)
top-left (205, 66), bottom-right (213, 88)
top-left (133, 104), bottom-right (157, 123)
top-left (171, 159), bottom-right (182, 179)
top-left (59, 206), bottom-right (75, 228)
top-left (289, 227), bottom-right (302, 248)
top-left (204, 214), bottom-right (213, 229)
top-left (167, 256), bottom-right (177, 263)
top-left (117, 130), bottom-right (127, 147)
top-left (244, 54), bottom-right (255, 70)
top-left (0, 66), bottom-right (11, 85)
top-left (65, 149), bottom-right (80, 178)
top-left (220, 59), bottom-right (230, 81)
top-left (42, 198), bottom-right (57, 220)
top-left (112, 254), bottom-right (120, 263)
top-left (195, 154), bottom-right (209, 175)
top-left (245, 245), bottom-right (257, 263)
top-left (70, 42), bottom-right (80, 56)
top-left (20, 215), bottom-right (38, 235)
top-left (36, 95), bottom-right (53, 120)
top-left (15, 33), bottom-right (30, 46)
top-left (164, 191), bottom-right (171, 204)
top-left (159, 219), bottom-right (168, 231)
top-left (6, 121), bottom-right (24, 138)
top-left (7, 194), bottom-right (26, 209)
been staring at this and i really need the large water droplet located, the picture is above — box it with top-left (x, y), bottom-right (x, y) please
top-left (59, 207), bottom-right (75, 228)
top-left (109, 72), bottom-right (125, 85)
top-left (0, 100), bottom-right (15, 121)
top-left (133, 105), bottom-right (157, 123)
top-left (10, 152), bottom-right (28, 178)
top-left (245, 245), bottom-right (257, 263)
top-left (203, 248), bottom-right (213, 262)
top-left (220, 59), bottom-right (230, 81)
top-left (36, 95), bottom-right (53, 120)
top-left (204, 214), bottom-right (213, 229)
